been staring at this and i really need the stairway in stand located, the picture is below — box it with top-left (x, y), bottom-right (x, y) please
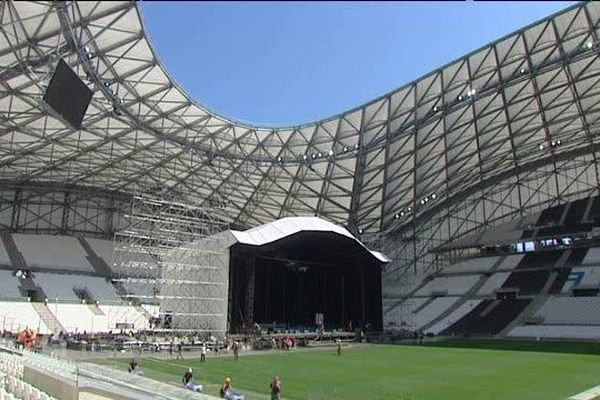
top-left (77, 237), bottom-right (113, 278)
top-left (32, 302), bottom-right (65, 334)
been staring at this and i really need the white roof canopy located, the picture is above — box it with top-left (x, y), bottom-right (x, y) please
top-left (231, 216), bottom-right (389, 263)
top-left (0, 1), bottom-right (597, 238)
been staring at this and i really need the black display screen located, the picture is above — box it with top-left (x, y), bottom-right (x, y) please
top-left (43, 59), bottom-right (93, 130)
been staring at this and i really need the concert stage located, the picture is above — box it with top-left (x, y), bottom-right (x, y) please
top-left (226, 217), bottom-right (388, 332)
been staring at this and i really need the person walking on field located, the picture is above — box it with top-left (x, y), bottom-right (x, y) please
top-left (200, 342), bottom-right (207, 363)
top-left (176, 342), bottom-right (183, 360)
top-left (233, 341), bottom-right (239, 361)
top-left (270, 375), bottom-right (282, 400)
top-left (337, 339), bottom-right (342, 356)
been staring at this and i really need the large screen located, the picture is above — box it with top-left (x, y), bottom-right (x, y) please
top-left (43, 59), bottom-right (93, 130)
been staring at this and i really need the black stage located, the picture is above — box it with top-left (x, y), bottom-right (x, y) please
top-left (228, 231), bottom-right (383, 332)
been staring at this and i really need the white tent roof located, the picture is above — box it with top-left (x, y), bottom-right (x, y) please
top-left (230, 216), bottom-right (389, 263)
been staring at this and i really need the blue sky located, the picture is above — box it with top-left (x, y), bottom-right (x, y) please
top-left (140, 1), bottom-right (574, 126)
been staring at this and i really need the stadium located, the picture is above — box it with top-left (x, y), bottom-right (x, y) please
top-left (1, 1), bottom-right (600, 399)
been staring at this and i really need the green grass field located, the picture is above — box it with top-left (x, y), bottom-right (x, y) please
top-left (94, 340), bottom-right (600, 400)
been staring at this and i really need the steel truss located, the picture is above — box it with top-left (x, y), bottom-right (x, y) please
top-left (0, 182), bottom-right (128, 238)
top-left (1, 1), bottom-right (597, 233)
top-left (381, 153), bottom-right (599, 327)
top-left (112, 193), bottom-right (229, 334)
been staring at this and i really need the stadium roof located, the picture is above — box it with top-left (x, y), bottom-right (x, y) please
top-left (1, 1), bottom-right (599, 234)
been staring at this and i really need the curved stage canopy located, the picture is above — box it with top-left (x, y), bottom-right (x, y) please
top-left (2, 1), bottom-right (599, 237)
top-left (230, 216), bottom-right (389, 264)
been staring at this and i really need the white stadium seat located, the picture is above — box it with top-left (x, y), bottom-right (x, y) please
top-left (0, 271), bottom-right (24, 299)
top-left (415, 275), bottom-right (480, 296)
top-left (34, 273), bottom-right (120, 302)
top-left (13, 234), bottom-right (94, 273)
top-left (410, 297), bottom-right (460, 330)
top-left (0, 301), bottom-right (51, 334)
top-left (534, 296), bottom-right (600, 325)
top-left (444, 257), bottom-right (499, 274)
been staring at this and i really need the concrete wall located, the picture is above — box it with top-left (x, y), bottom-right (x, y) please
top-left (23, 365), bottom-right (137, 400)
top-left (23, 365), bottom-right (78, 400)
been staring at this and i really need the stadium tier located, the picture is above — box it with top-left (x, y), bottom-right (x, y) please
top-left (33, 272), bottom-right (120, 302)
top-left (533, 296), bottom-right (600, 325)
top-left (0, 234), bottom-right (157, 334)
top-left (385, 194), bottom-right (600, 340)
top-left (414, 275), bottom-right (481, 297)
top-left (12, 235), bottom-right (95, 274)
top-left (0, 199), bottom-right (590, 338)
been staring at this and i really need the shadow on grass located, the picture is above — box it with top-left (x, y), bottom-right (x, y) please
top-left (414, 338), bottom-right (600, 356)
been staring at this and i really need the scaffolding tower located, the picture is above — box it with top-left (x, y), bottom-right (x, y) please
top-left (398, 263), bottom-right (419, 329)
top-left (112, 193), bottom-right (230, 335)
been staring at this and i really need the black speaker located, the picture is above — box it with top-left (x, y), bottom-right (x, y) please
top-left (43, 59), bottom-right (93, 130)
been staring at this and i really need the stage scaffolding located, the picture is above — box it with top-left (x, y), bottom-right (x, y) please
top-left (112, 194), bottom-right (230, 336)
top-left (387, 274), bottom-right (417, 332)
